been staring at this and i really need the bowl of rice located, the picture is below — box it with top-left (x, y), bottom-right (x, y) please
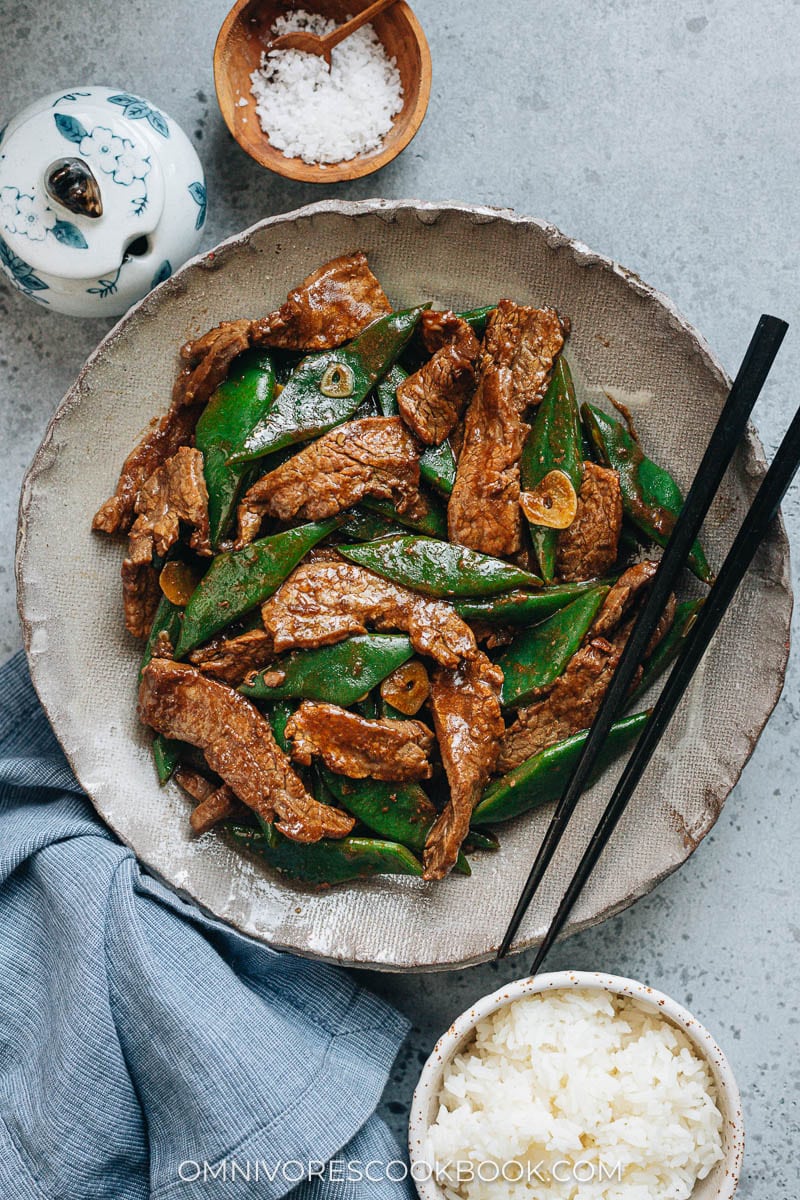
top-left (409, 971), bottom-right (744, 1200)
top-left (214, 0), bottom-right (432, 182)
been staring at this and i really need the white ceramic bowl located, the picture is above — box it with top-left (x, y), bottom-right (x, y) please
top-left (409, 971), bottom-right (744, 1200)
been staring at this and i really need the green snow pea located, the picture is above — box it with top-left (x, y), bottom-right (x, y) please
top-left (463, 829), bottom-right (500, 853)
top-left (140, 594), bottom-right (184, 783)
top-left (321, 769), bottom-right (436, 852)
top-left (472, 710), bottom-right (650, 827)
top-left (521, 357), bottom-right (583, 582)
top-left (321, 769), bottom-right (471, 875)
top-left (374, 364), bottom-right (457, 496)
top-left (338, 535), bottom-right (542, 598)
top-left (240, 635), bottom-right (415, 705)
top-left (582, 403), bottom-right (714, 584)
top-left (496, 585), bottom-right (609, 708)
top-left (269, 699), bottom-right (295, 753)
top-left (195, 349), bottom-right (276, 548)
top-left (140, 594), bottom-right (182, 680)
top-left (175, 518), bottom-right (339, 656)
top-left (226, 822), bottom-right (423, 884)
top-left (454, 578), bottom-right (615, 625)
top-left (631, 597), bottom-right (704, 702)
top-left (232, 307), bottom-right (427, 463)
top-left (363, 496), bottom-right (448, 540)
top-left (337, 507), bottom-right (408, 543)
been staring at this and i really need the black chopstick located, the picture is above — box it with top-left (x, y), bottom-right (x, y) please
top-left (497, 314), bottom-right (788, 959)
top-left (529, 388), bottom-right (800, 975)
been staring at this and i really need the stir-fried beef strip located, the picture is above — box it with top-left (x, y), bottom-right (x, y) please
top-left (285, 701), bottom-right (435, 782)
top-left (556, 461), bottom-right (623, 582)
top-left (262, 559), bottom-right (477, 668)
top-left (127, 447), bottom-right (211, 564)
top-left (592, 559), bottom-right (658, 635)
top-left (172, 320), bottom-right (253, 409)
top-left (448, 301), bottom-right (567, 558)
top-left (139, 660), bottom-right (355, 841)
top-left (121, 544), bottom-right (161, 638)
top-left (236, 417), bottom-right (425, 544)
top-left (423, 652), bottom-right (505, 880)
top-left (396, 314), bottom-right (480, 445)
top-left (92, 402), bottom-right (202, 536)
top-left (420, 310), bottom-right (470, 354)
top-left (189, 627), bottom-right (275, 687)
top-left (251, 252), bottom-right (392, 350)
top-left (174, 766), bottom-right (241, 836)
top-left (497, 562), bottom-right (671, 772)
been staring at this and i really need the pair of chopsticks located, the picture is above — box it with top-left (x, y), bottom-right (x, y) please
top-left (497, 314), bottom-right (792, 968)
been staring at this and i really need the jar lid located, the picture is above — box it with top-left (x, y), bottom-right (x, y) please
top-left (0, 93), bottom-right (165, 280)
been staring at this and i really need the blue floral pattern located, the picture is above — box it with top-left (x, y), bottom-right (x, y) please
top-left (0, 185), bottom-right (88, 249)
top-left (107, 93), bottom-right (170, 139)
top-left (86, 263), bottom-right (123, 298)
top-left (187, 181), bottom-right (206, 230)
top-left (50, 91), bottom-right (91, 107)
top-left (0, 234), bottom-right (49, 300)
top-left (54, 112), bottom-right (152, 217)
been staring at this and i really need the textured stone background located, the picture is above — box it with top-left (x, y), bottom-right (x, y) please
top-left (1, 1), bottom-right (798, 1193)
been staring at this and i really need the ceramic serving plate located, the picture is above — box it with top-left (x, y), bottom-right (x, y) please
top-left (16, 200), bottom-right (792, 971)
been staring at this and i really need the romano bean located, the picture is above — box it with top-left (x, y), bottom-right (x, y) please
top-left (454, 578), bottom-right (616, 625)
top-left (521, 357), bottom-right (583, 581)
top-left (240, 635), bottom-right (415, 706)
top-left (472, 711), bottom-right (650, 826)
top-left (321, 768), bottom-right (471, 875)
top-left (496, 585), bottom-right (609, 708)
top-left (338, 535), bottom-right (542, 598)
top-left (226, 821), bottom-right (424, 884)
top-left (195, 349), bottom-right (276, 547)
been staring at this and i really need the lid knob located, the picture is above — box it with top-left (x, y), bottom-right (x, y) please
top-left (45, 157), bottom-right (103, 219)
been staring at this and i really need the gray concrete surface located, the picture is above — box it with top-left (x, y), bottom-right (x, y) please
top-left (1, 1), bottom-right (798, 1193)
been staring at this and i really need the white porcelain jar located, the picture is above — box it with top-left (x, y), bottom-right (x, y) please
top-left (0, 87), bottom-right (207, 316)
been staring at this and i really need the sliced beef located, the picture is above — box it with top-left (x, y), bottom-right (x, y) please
top-left (592, 559), bottom-right (658, 635)
top-left (92, 402), bottom-right (201, 536)
top-left (189, 627), bottom-right (275, 686)
top-left (497, 561), bottom-right (669, 772)
top-left (127, 447), bottom-right (211, 564)
top-left (174, 767), bottom-right (240, 836)
top-left (261, 559), bottom-right (477, 668)
top-left (421, 309), bottom-right (472, 354)
top-left (172, 320), bottom-right (253, 408)
top-left (285, 701), bottom-right (435, 782)
top-left (236, 417), bottom-right (424, 544)
top-left (448, 301), bottom-right (567, 558)
top-left (139, 659), bottom-right (355, 842)
top-left (396, 314), bottom-right (479, 445)
top-left (251, 253), bottom-right (391, 351)
top-left (121, 541), bottom-right (160, 638)
top-left (556, 462), bottom-right (623, 582)
top-left (423, 652), bottom-right (505, 880)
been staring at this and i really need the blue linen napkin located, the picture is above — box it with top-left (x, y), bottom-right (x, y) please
top-left (0, 650), bottom-right (415, 1200)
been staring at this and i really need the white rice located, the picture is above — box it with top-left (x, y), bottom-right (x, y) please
top-left (250, 10), bottom-right (404, 164)
top-left (426, 989), bottom-right (724, 1200)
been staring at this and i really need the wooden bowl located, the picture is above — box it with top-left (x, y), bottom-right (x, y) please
top-left (213, 0), bottom-right (432, 183)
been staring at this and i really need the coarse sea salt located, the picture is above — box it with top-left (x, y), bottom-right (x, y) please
top-left (250, 10), bottom-right (404, 165)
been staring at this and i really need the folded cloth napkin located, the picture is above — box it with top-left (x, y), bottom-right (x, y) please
top-left (0, 650), bottom-right (415, 1200)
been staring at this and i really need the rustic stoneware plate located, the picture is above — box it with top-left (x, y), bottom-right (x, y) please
top-left (16, 200), bottom-right (792, 971)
